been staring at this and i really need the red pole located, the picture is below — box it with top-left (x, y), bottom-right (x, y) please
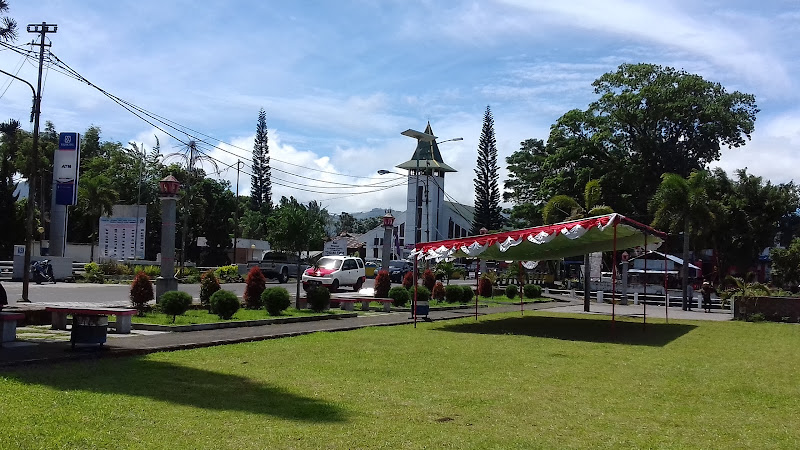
top-left (413, 257), bottom-right (418, 328)
top-left (475, 258), bottom-right (480, 320)
top-left (612, 223), bottom-right (617, 328)
top-left (664, 247), bottom-right (669, 324)
top-left (642, 234), bottom-right (649, 327)
top-left (519, 261), bottom-right (524, 316)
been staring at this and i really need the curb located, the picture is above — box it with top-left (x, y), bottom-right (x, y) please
top-left (131, 312), bottom-right (358, 332)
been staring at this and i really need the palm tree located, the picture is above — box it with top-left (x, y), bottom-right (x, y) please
top-left (0, 0), bottom-right (17, 43)
top-left (543, 179), bottom-right (614, 311)
top-left (79, 174), bottom-right (118, 262)
top-left (649, 171), bottom-right (712, 310)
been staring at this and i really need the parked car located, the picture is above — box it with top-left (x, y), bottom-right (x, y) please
top-left (302, 255), bottom-right (366, 292)
top-left (365, 261), bottom-right (378, 278)
top-left (388, 260), bottom-right (413, 283)
top-left (247, 252), bottom-right (309, 283)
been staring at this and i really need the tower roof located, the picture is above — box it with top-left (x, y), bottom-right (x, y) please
top-left (396, 122), bottom-right (457, 173)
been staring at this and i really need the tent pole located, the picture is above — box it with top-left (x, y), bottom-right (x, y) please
top-left (519, 261), bottom-right (524, 316)
top-left (612, 223), bottom-right (617, 329)
top-left (642, 234), bottom-right (648, 328)
top-left (475, 258), bottom-right (480, 320)
top-left (413, 257), bottom-right (418, 328)
top-left (664, 246), bottom-right (669, 324)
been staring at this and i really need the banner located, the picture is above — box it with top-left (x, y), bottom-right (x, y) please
top-left (54, 132), bottom-right (81, 205)
top-left (99, 217), bottom-right (146, 259)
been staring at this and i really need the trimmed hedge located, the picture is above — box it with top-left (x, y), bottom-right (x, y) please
top-left (374, 270), bottom-right (391, 298)
top-left (244, 266), bottom-right (267, 309)
top-left (199, 269), bottom-right (221, 310)
top-left (388, 286), bottom-right (410, 307)
top-left (523, 284), bottom-right (542, 298)
top-left (262, 287), bottom-right (291, 316)
top-left (444, 284), bottom-right (462, 304)
top-left (159, 291), bottom-right (193, 323)
top-left (409, 285), bottom-right (431, 303)
top-left (432, 281), bottom-right (445, 301)
top-left (210, 289), bottom-right (241, 319)
top-left (129, 272), bottom-right (154, 316)
top-left (461, 285), bottom-right (474, 303)
top-left (307, 286), bottom-right (331, 312)
top-left (505, 284), bottom-right (518, 299)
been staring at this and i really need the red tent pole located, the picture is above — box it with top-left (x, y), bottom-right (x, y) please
top-left (643, 233), bottom-right (648, 330)
top-left (475, 258), bottom-right (480, 320)
top-left (664, 248), bottom-right (669, 324)
top-left (519, 261), bottom-right (524, 316)
top-left (612, 223), bottom-right (617, 328)
top-left (413, 257), bottom-right (418, 328)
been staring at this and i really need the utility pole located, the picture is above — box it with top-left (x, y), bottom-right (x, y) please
top-left (233, 159), bottom-right (241, 263)
top-left (21, 22), bottom-right (57, 302)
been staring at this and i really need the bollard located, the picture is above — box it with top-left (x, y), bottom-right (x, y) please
top-left (633, 292), bottom-right (639, 305)
top-left (597, 290), bottom-right (604, 304)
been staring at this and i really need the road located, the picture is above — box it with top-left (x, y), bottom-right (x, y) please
top-left (2, 278), bottom-right (476, 307)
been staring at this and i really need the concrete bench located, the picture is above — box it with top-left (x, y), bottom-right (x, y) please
top-left (335, 298), bottom-right (361, 311)
top-left (45, 307), bottom-right (138, 334)
top-left (0, 311), bottom-right (25, 344)
top-left (362, 298), bottom-right (394, 312)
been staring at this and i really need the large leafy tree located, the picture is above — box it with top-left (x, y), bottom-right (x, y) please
top-left (770, 238), bottom-right (800, 290)
top-left (0, 119), bottom-right (24, 258)
top-left (336, 212), bottom-right (356, 235)
top-left (507, 63), bottom-right (758, 224)
top-left (649, 171), bottom-right (712, 309)
top-left (266, 196), bottom-right (329, 307)
top-left (503, 138), bottom-right (549, 227)
top-left (472, 105), bottom-right (503, 233)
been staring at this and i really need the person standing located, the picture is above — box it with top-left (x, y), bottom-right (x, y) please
top-left (701, 281), bottom-right (716, 313)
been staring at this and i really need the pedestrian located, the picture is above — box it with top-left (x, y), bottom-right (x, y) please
top-left (0, 280), bottom-right (7, 311)
top-left (701, 281), bottom-right (716, 313)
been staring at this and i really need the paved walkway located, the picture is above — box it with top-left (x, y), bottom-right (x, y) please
top-left (0, 296), bottom-right (730, 368)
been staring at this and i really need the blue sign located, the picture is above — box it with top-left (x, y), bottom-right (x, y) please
top-left (54, 132), bottom-right (81, 205)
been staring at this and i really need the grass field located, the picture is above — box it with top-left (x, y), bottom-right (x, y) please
top-left (1, 311), bottom-right (799, 449)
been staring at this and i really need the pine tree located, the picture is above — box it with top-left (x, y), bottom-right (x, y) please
top-left (472, 105), bottom-right (503, 234)
top-left (250, 108), bottom-right (271, 212)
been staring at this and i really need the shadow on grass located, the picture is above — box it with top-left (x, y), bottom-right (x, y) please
top-left (8, 358), bottom-right (347, 422)
top-left (435, 315), bottom-right (696, 347)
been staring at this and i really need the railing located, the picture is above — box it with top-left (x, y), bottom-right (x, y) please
top-left (542, 287), bottom-right (727, 310)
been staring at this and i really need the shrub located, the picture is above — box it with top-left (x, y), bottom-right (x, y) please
top-left (432, 281), bottom-right (445, 301)
top-left (422, 269), bottom-right (436, 291)
top-left (523, 284), bottom-right (542, 299)
top-left (374, 270), bottom-right (391, 298)
top-left (215, 265), bottom-right (241, 283)
top-left (505, 284), bottom-right (518, 299)
top-left (99, 261), bottom-right (123, 276)
top-left (262, 287), bottom-right (291, 316)
top-left (444, 284), bottom-right (462, 304)
top-left (409, 285), bottom-right (431, 303)
top-left (478, 276), bottom-right (494, 297)
top-left (388, 286), bottom-right (410, 307)
top-left (84, 262), bottom-right (104, 283)
top-left (461, 285), bottom-right (474, 303)
top-left (176, 266), bottom-right (200, 278)
top-left (452, 269), bottom-right (464, 280)
top-left (143, 265), bottom-right (161, 278)
top-left (210, 289), bottom-right (241, 320)
top-left (402, 271), bottom-right (415, 289)
top-left (307, 286), bottom-right (330, 312)
top-left (159, 291), bottom-right (193, 323)
top-left (199, 269), bottom-right (221, 310)
top-left (129, 272), bottom-right (154, 316)
top-left (243, 266), bottom-right (267, 309)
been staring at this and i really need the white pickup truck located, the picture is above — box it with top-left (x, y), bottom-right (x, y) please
top-left (247, 252), bottom-right (309, 283)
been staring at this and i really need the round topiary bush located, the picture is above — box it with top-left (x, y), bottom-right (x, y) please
top-left (523, 284), bottom-right (542, 299)
top-left (262, 287), bottom-right (291, 316)
top-left (159, 290), bottom-right (193, 323)
top-left (432, 281), bottom-right (445, 301)
top-left (409, 285), bottom-right (431, 303)
top-left (505, 284), bottom-right (518, 299)
top-left (199, 269), bottom-right (221, 310)
top-left (422, 269), bottom-right (436, 291)
top-left (129, 271), bottom-right (154, 316)
top-left (307, 286), bottom-right (330, 312)
top-left (210, 289), bottom-right (241, 320)
top-left (374, 270), bottom-right (391, 298)
top-left (444, 284), bottom-right (462, 304)
top-left (461, 285), bottom-right (475, 303)
top-left (388, 286), bottom-right (410, 307)
top-left (402, 271), bottom-right (414, 289)
top-left (244, 266), bottom-right (267, 309)
top-left (478, 276), bottom-right (494, 297)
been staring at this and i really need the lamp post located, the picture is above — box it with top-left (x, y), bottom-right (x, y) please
top-left (156, 175), bottom-right (180, 301)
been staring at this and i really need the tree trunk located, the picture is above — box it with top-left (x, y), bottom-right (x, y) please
top-left (682, 219), bottom-right (690, 310)
top-left (295, 250), bottom-right (302, 309)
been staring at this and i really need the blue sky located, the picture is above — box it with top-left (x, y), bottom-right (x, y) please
top-left (2, 0), bottom-right (800, 215)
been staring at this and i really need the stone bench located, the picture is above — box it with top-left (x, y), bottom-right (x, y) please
top-left (0, 311), bottom-right (25, 344)
top-left (45, 307), bottom-right (138, 334)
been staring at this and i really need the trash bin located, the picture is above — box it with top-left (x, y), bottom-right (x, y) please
top-left (71, 315), bottom-right (108, 348)
top-left (415, 300), bottom-right (429, 317)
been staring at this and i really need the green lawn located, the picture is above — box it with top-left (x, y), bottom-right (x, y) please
top-left (2, 312), bottom-right (799, 448)
top-left (131, 307), bottom-right (349, 325)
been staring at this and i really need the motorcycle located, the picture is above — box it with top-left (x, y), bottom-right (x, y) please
top-left (31, 259), bottom-right (56, 284)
